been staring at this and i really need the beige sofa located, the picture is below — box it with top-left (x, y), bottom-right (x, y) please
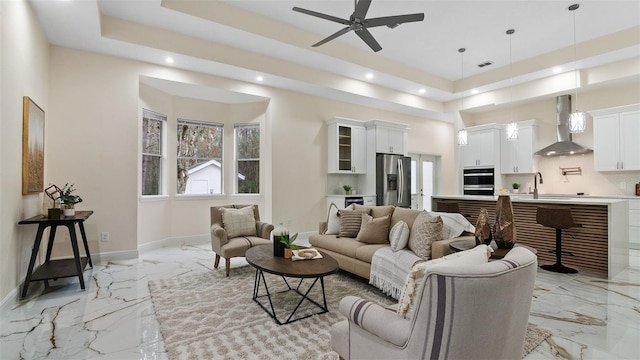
top-left (309, 205), bottom-right (474, 280)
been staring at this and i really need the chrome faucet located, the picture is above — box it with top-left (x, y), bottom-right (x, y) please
top-left (533, 172), bottom-right (544, 199)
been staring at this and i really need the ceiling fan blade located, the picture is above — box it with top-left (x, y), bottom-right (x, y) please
top-left (353, 0), bottom-right (372, 20)
top-left (292, 7), bottom-right (350, 25)
top-left (312, 26), bottom-right (352, 47)
top-left (355, 28), bottom-right (382, 52)
top-left (364, 13), bottom-right (425, 28)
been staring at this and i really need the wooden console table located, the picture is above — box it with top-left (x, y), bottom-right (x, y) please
top-left (19, 211), bottom-right (94, 299)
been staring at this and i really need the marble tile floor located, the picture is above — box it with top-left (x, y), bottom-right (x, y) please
top-left (1, 242), bottom-right (638, 360)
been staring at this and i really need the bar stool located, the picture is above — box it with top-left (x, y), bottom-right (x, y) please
top-left (536, 206), bottom-right (580, 273)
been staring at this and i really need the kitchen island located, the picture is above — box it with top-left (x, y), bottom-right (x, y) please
top-left (432, 195), bottom-right (629, 279)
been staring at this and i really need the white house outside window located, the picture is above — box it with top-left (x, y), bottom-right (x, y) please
top-left (235, 124), bottom-right (260, 194)
top-left (141, 109), bottom-right (166, 196)
top-left (177, 119), bottom-right (223, 195)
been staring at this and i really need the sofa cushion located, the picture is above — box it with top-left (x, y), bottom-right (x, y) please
top-left (220, 206), bottom-right (257, 238)
top-left (397, 245), bottom-right (491, 319)
top-left (355, 244), bottom-right (389, 263)
top-left (390, 207), bottom-right (423, 231)
top-left (338, 209), bottom-right (370, 238)
top-left (325, 202), bottom-right (341, 235)
top-left (352, 204), bottom-right (395, 219)
top-left (309, 235), bottom-right (364, 258)
top-left (356, 214), bottom-right (391, 244)
top-left (428, 211), bottom-right (476, 239)
top-left (389, 220), bottom-right (410, 251)
top-left (408, 212), bottom-right (442, 260)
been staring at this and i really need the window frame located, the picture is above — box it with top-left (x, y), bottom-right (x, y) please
top-left (234, 123), bottom-right (260, 195)
top-left (176, 118), bottom-right (224, 196)
top-left (141, 109), bottom-right (166, 197)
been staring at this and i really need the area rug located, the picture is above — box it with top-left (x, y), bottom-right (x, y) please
top-left (148, 266), bottom-right (551, 359)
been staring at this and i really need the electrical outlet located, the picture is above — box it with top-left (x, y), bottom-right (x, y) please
top-left (620, 182), bottom-right (627, 190)
top-left (101, 232), bottom-right (109, 242)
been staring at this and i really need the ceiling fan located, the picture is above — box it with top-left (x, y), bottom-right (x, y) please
top-left (292, 0), bottom-right (424, 52)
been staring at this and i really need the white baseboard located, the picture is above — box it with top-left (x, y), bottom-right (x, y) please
top-left (93, 249), bottom-right (140, 264)
top-left (137, 234), bottom-right (209, 253)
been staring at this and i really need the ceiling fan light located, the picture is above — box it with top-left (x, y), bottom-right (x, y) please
top-left (569, 112), bottom-right (586, 133)
top-left (458, 129), bottom-right (468, 146)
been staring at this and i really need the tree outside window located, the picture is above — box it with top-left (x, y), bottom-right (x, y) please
top-left (177, 120), bottom-right (223, 195)
top-left (142, 109), bottom-right (165, 196)
top-left (235, 124), bottom-right (260, 194)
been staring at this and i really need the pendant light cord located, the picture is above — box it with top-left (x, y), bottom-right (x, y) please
top-left (572, 5), bottom-right (579, 112)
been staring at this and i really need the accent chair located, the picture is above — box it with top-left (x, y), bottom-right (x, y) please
top-left (331, 247), bottom-right (538, 359)
top-left (210, 205), bottom-right (274, 276)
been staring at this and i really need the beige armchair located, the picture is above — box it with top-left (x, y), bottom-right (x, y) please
top-left (210, 205), bottom-right (274, 276)
top-left (331, 247), bottom-right (538, 359)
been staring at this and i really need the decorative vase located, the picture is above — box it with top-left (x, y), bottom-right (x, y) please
top-left (493, 195), bottom-right (516, 249)
top-left (63, 207), bottom-right (75, 217)
top-left (474, 208), bottom-right (492, 246)
top-left (272, 223), bottom-right (287, 257)
top-left (512, 189), bottom-right (519, 194)
top-left (284, 248), bottom-right (293, 259)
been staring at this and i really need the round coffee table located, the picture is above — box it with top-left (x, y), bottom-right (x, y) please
top-left (245, 245), bottom-right (339, 325)
top-left (449, 238), bottom-right (537, 259)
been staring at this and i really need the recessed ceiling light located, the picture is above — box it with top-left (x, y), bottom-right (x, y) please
top-left (553, 66), bottom-right (562, 74)
top-left (471, 89), bottom-right (479, 94)
top-left (418, 88), bottom-right (426, 94)
top-left (365, 73), bottom-right (374, 80)
top-left (256, 75), bottom-right (264, 82)
top-left (165, 57), bottom-right (174, 64)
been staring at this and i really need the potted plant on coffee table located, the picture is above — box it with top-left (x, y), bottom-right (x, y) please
top-left (280, 233), bottom-right (299, 259)
top-left (60, 183), bottom-right (83, 217)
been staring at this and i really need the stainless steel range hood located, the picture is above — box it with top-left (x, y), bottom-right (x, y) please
top-left (534, 95), bottom-right (593, 156)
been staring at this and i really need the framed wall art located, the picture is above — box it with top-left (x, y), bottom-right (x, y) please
top-left (22, 96), bottom-right (45, 195)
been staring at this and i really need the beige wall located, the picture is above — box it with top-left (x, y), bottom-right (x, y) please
top-left (469, 81), bottom-right (640, 196)
top-left (38, 46), bottom-right (453, 262)
top-left (0, 0), bottom-right (50, 301)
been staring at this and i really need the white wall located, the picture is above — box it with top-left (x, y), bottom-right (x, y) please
top-left (0, 0), bottom-right (50, 301)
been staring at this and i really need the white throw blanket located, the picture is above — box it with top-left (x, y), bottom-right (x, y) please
top-left (369, 247), bottom-right (423, 300)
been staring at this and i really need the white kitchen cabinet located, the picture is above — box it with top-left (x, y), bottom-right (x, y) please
top-left (461, 125), bottom-right (501, 168)
top-left (592, 108), bottom-right (640, 171)
top-left (363, 195), bottom-right (376, 206)
top-left (367, 121), bottom-right (408, 155)
top-left (327, 118), bottom-right (366, 174)
top-left (629, 199), bottom-right (640, 247)
top-left (500, 120), bottom-right (538, 174)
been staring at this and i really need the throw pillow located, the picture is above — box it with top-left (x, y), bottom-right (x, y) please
top-left (324, 202), bottom-right (340, 235)
top-left (407, 211), bottom-right (443, 260)
top-left (389, 220), bottom-right (410, 251)
top-left (338, 209), bottom-right (371, 238)
top-left (356, 214), bottom-right (391, 244)
top-left (397, 245), bottom-right (491, 319)
top-left (220, 206), bottom-right (257, 238)
top-left (428, 211), bottom-right (476, 239)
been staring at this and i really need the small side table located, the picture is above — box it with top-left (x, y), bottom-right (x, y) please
top-left (449, 238), bottom-right (536, 260)
top-left (19, 211), bottom-right (94, 299)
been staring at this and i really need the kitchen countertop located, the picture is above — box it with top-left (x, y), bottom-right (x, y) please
top-left (432, 194), bottom-right (628, 205)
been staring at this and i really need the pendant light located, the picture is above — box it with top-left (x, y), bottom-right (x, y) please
top-left (568, 3), bottom-right (586, 133)
top-left (457, 47), bottom-right (468, 146)
top-left (505, 29), bottom-right (518, 141)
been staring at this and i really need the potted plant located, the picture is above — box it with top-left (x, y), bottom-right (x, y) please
top-left (343, 185), bottom-right (352, 195)
top-left (512, 183), bottom-right (521, 194)
top-left (280, 233), bottom-right (299, 259)
top-left (60, 183), bottom-right (83, 216)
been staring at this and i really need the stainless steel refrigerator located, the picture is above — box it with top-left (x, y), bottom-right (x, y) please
top-left (376, 153), bottom-right (411, 208)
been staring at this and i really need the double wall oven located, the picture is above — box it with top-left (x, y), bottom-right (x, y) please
top-left (463, 167), bottom-right (495, 196)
